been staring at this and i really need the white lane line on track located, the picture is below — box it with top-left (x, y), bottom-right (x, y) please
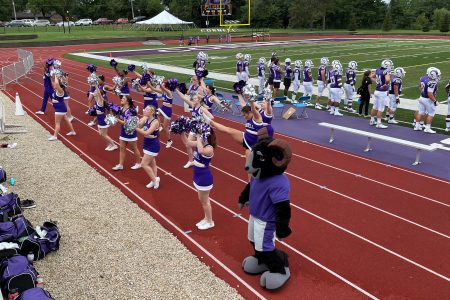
top-left (25, 69), bottom-right (450, 240)
top-left (4, 89), bottom-right (379, 300)
top-left (18, 74), bottom-right (450, 281)
top-left (34, 61), bottom-right (450, 206)
top-left (58, 54), bottom-right (450, 184)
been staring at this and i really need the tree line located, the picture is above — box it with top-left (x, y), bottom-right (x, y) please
top-left (1, 0), bottom-right (449, 32)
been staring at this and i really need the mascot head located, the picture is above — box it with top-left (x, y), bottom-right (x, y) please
top-left (245, 128), bottom-right (292, 179)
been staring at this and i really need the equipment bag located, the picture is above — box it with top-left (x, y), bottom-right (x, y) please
top-left (0, 254), bottom-right (38, 295)
top-left (0, 193), bottom-right (23, 222)
top-left (17, 287), bottom-right (54, 300)
top-left (0, 217), bottom-right (34, 243)
top-left (19, 221), bottom-right (60, 261)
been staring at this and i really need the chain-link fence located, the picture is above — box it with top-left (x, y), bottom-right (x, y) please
top-left (0, 49), bottom-right (34, 90)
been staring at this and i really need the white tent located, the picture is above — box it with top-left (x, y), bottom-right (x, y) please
top-left (135, 10), bottom-right (195, 30)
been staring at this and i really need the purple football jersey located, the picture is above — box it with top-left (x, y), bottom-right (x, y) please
top-left (420, 76), bottom-right (438, 98)
top-left (284, 65), bottom-right (292, 79)
top-left (303, 67), bottom-right (312, 82)
top-left (345, 69), bottom-right (356, 85)
top-left (375, 67), bottom-right (389, 91)
top-left (257, 63), bottom-right (265, 77)
top-left (317, 65), bottom-right (327, 81)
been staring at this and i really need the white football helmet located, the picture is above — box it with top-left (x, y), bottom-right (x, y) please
top-left (427, 67), bottom-right (441, 81)
top-left (285, 58), bottom-right (291, 64)
top-left (348, 61), bottom-right (358, 70)
top-left (331, 60), bottom-right (341, 67)
top-left (394, 67), bottom-right (406, 78)
top-left (381, 59), bottom-right (393, 71)
top-left (197, 51), bottom-right (208, 61)
top-left (294, 60), bottom-right (302, 68)
top-left (244, 54), bottom-right (252, 62)
top-left (259, 57), bottom-right (266, 64)
top-left (236, 53), bottom-right (244, 60)
top-left (320, 57), bottom-right (330, 65)
top-left (304, 60), bottom-right (314, 68)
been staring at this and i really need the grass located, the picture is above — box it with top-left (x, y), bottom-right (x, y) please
top-left (66, 37), bottom-right (450, 132)
top-left (0, 25), bottom-right (448, 43)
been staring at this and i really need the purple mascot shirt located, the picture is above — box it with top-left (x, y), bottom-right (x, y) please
top-left (249, 174), bottom-right (290, 222)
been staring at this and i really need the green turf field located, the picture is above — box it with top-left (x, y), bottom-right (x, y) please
top-left (120, 38), bottom-right (450, 101)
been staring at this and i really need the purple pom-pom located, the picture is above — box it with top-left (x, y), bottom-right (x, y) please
top-left (87, 107), bottom-right (97, 116)
top-left (108, 104), bottom-right (121, 115)
top-left (110, 59), bottom-right (118, 67)
top-left (86, 64), bottom-right (96, 73)
top-left (233, 81), bottom-right (246, 94)
top-left (171, 116), bottom-right (191, 134)
top-left (178, 83), bottom-right (188, 94)
top-left (166, 78), bottom-right (179, 91)
top-left (128, 64), bottom-right (136, 72)
top-left (46, 58), bottom-right (54, 66)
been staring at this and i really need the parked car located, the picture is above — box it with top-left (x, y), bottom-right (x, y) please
top-left (22, 19), bottom-right (35, 27)
top-left (75, 18), bottom-right (93, 26)
top-left (114, 18), bottom-right (129, 24)
top-left (33, 19), bottom-right (51, 27)
top-left (56, 21), bottom-right (75, 27)
top-left (129, 16), bottom-right (146, 23)
top-left (0, 21), bottom-right (5, 27)
top-left (93, 18), bottom-right (114, 25)
top-left (7, 20), bottom-right (26, 27)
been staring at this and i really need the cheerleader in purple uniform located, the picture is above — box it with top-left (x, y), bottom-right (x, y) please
top-left (175, 89), bottom-right (214, 168)
top-left (181, 130), bottom-right (217, 230)
top-left (112, 96), bottom-right (142, 171)
top-left (210, 94), bottom-right (266, 172)
top-left (150, 81), bottom-right (174, 148)
top-left (111, 64), bottom-right (130, 98)
top-left (199, 78), bottom-right (228, 113)
top-left (92, 85), bottom-right (117, 151)
top-left (258, 97), bottom-right (274, 137)
top-left (48, 75), bottom-right (76, 141)
top-left (137, 81), bottom-right (159, 109)
top-left (136, 105), bottom-right (161, 189)
top-left (36, 59), bottom-right (53, 115)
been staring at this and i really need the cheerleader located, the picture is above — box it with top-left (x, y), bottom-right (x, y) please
top-left (210, 94), bottom-right (265, 158)
top-left (88, 75), bottom-right (114, 127)
top-left (175, 89), bottom-right (214, 168)
top-left (199, 78), bottom-right (228, 113)
top-left (36, 58), bottom-right (53, 115)
top-left (53, 60), bottom-right (73, 122)
top-left (92, 85), bottom-right (117, 151)
top-left (136, 105), bottom-right (161, 189)
top-left (258, 96), bottom-right (274, 137)
top-left (111, 62), bottom-right (130, 97)
top-left (138, 80), bottom-right (159, 109)
top-left (181, 130), bottom-right (217, 230)
top-left (112, 96), bottom-right (141, 170)
top-left (48, 74), bottom-right (76, 141)
top-left (151, 81), bottom-right (174, 148)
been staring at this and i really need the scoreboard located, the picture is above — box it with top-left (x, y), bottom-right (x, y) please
top-left (201, 0), bottom-right (232, 16)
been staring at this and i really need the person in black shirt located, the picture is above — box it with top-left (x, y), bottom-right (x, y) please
top-left (358, 70), bottom-right (372, 116)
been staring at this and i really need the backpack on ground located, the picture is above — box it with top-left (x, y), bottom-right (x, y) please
top-left (0, 193), bottom-right (23, 222)
top-left (17, 287), bottom-right (54, 300)
top-left (0, 254), bottom-right (38, 295)
top-left (0, 217), bottom-right (34, 243)
top-left (0, 242), bottom-right (20, 262)
top-left (19, 221), bottom-right (60, 261)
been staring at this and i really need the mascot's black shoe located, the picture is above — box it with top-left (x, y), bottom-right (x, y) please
top-left (242, 256), bottom-right (269, 274)
top-left (260, 267), bottom-right (291, 290)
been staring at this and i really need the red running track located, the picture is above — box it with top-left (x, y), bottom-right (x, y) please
top-left (1, 43), bottom-right (450, 299)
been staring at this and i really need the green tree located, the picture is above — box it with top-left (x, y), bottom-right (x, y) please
top-left (382, 8), bottom-right (392, 31)
top-left (440, 12), bottom-right (449, 32)
top-left (415, 14), bottom-right (430, 31)
top-left (28, 0), bottom-right (55, 18)
top-left (348, 13), bottom-right (357, 31)
top-left (432, 8), bottom-right (450, 30)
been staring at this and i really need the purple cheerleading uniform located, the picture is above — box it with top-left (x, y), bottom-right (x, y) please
top-left (248, 174), bottom-right (290, 251)
top-left (51, 90), bottom-right (67, 115)
top-left (119, 107), bottom-right (138, 141)
top-left (260, 110), bottom-right (274, 137)
top-left (158, 93), bottom-right (173, 119)
top-left (142, 118), bottom-right (160, 156)
top-left (95, 96), bottom-right (108, 128)
top-left (144, 92), bottom-right (158, 109)
top-left (191, 105), bottom-right (201, 118)
top-left (243, 118), bottom-right (265, 149)
top-left (192, 145), bottom-right (213, 191)
top-left (40, 72), bottom-right (53, 112)
top-left (120, 82), bottom-right (130, 96)
top-left (203, 94), bottom-right (215, 113)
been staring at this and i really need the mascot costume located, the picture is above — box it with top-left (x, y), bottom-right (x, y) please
top-left (238, 128), bottom-right (292, 290)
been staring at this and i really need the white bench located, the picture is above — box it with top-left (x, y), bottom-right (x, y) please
top-left (318, 122), bottom-right (438, 166)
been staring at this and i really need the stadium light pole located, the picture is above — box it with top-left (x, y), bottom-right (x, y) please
top-left (130, 0), bottom-right (135, 19)
top-left (12, 0), bottom-right (17, 20)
